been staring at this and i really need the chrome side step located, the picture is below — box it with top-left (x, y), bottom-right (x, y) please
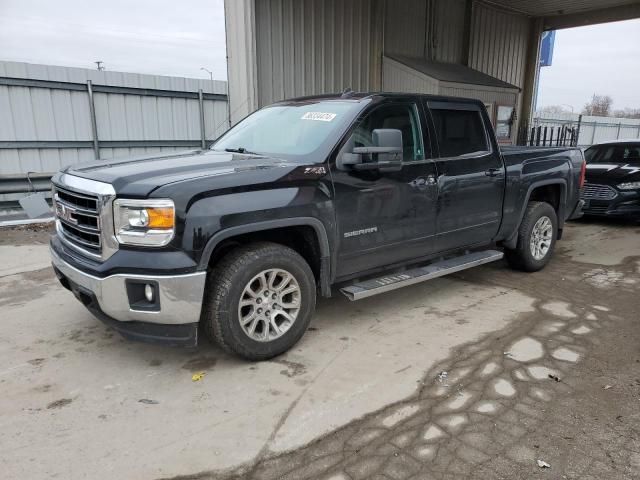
top-left (340, 250), bottom-right (504, 301)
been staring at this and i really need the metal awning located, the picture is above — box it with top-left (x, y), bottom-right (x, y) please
top-left (482, 0), bottom-right (640, 29)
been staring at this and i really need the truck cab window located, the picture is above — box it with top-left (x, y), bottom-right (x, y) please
top-left (352, 104), bottom-right (424, 161)
top-left (431, 108), bottom-right (489, 157)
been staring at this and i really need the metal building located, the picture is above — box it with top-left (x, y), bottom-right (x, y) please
top-left (224, 0), bottom-right (640, 143)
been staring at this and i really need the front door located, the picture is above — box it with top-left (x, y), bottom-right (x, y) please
top-left (331, 100), bottom-right (439, 278)
top-left (426, 101), bottom-right (505, 251)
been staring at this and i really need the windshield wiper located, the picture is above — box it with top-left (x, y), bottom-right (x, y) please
top-left (224, 147), bottom-right (259, 155)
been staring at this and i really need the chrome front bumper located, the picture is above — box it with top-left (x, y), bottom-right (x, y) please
top-left (50, 245), bottom-right (206, 325)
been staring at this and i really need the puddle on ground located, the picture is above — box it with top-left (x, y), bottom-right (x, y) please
top-left (446, 391), bottom-right (472, 410)
top-left (475, 401), bottom-right (497, 413)
top-left (414, 445), bottom-right (437, 460)
top-left (541, 301), bottom-right (576, 318)
top-left (480, 361), bottom-right (499, 376)
top-left (571, 325), bottom-right (592, 335)
top-left (507, 337), bottom-right (544, 362)
top-left (423, 424), bottom-right (446, 441)
top-left (439, 414), bottom-right (467, 432)
top-left (552, 347), bottom-right (580, 363)
top-left (493, 378), bottom-right (516, 397)
top-left (527, 365), bottom-right (558, 380)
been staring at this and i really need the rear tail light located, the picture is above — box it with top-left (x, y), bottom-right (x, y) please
top-left (579, 159), bottom-right (586, 189)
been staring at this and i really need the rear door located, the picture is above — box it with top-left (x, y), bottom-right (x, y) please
top-left (331, 99), bottom-right (439, 278)
top-left (426, 101), bottom-right (505, 252)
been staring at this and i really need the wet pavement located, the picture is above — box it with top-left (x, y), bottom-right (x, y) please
top-left (1, 220), bottom-right (639, 480)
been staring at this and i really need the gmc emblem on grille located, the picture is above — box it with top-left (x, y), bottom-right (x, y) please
top-left (56, 203), bottom-right (78, 225)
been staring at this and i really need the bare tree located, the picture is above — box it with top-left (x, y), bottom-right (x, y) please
top-left (538, 105), bottom-right (573, 116)
top-left (612, 108), bottom-right (640, 119)
top-left (582, 94), bottom-right (613, 116)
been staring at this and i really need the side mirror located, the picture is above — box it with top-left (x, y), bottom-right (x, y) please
top-left (341, 128), bottom-right (403, 172)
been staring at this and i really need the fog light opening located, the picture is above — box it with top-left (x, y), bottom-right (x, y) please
top-left (144, 284), bottom-right (154, 302)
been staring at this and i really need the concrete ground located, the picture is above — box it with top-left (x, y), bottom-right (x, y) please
top-left (0, 220), bottom-right (639, 479)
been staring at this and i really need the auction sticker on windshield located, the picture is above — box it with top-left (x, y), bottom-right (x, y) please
top-left (301, 112), bottom-right (337, 122)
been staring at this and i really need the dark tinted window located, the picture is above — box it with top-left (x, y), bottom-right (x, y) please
top-left (585, 144), bottom-right (640, 165)
top-left (431, 108), bottom-right (489, 157)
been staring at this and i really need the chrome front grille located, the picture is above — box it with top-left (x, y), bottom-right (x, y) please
top-left (54, 186), bottom-right (102, 255)
top-left (581, 183), bottom-right (617, 201)
top-left (52, 174), bottom-right (117, 261)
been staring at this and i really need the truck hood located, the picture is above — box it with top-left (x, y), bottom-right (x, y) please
top-left (585, 162), bottom-right (640, 186)
top-left (64, 149), bottom-right (301, 197)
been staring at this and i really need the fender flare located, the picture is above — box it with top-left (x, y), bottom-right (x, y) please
top-left (504, 179), bottom-right (567, 249)
top-left (197, 217), bottom-right (332, 296)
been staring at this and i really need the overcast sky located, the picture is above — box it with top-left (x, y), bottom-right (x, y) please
top-left (537, 18), bottom-right (640, 112)
top-left (0, 1), bottom-right (638, 112)
top-left (0, 0), bottom-right (227, 80)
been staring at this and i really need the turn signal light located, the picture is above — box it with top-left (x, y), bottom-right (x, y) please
top-left (147, 207), bottom-right (175, 229)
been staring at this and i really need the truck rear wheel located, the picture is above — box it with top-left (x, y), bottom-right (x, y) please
top-left (505, 201), bottom-right (558, 272)
top-left (202, 242), bottom-right (316, 361)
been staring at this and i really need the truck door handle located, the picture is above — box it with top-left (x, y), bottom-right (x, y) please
top-left (485, 168), bottom-right (503, 177)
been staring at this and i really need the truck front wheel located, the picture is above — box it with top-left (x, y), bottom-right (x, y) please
top-left (505, 201), bottom-right (558, 272)
top-left (202, 242), bottom-right (316, 361)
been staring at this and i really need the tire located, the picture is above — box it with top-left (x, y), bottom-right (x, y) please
top-left (202, 242), bottom-right (316, 361)
top-left (505, 201), bottom-right (558, 272)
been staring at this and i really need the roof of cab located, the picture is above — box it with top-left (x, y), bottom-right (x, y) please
top-left (274, 91), bottom-right (485, 106)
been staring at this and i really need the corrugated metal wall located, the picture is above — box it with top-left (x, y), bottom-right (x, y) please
top-left (225, 0), bottom-right (259, 125)
top-left (431, 0), bottom-right (467, 64)
top-left (254, 0), bottom-right (384, 107)
top-left (468, 3), bottom-right (530, 90)
top-left (0, 61), bottom-right (229, 175)
top-left (384, 0), bottom-right (467, 64)
top-left (224, 0), bottom-right (536, 138)
top-left (384, 0), bottom-right (427, 58)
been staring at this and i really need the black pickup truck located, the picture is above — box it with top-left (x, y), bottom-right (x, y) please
top-left (50, 92), bottom-right (585, 360)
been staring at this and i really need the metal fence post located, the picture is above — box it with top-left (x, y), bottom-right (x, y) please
top-left (575, 115), bottom-right (582, 147)
top-left (198, 89), bottom-right (206, 149)
top-left (86, 80), bottom-right (100, 159)
top-left (616, 122), bottom-right (622, 139)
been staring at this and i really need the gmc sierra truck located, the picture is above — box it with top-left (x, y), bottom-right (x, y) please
top-left (50, 92), bottom-right (585, 360)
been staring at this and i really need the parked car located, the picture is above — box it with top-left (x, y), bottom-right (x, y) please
top-left (49, 92), bottom-right (585, 360)
top-left (581, 140), bottom-right (640, 221)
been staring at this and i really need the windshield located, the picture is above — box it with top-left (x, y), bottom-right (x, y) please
top-left (585, 144), bottom-right (640, 165)
top-left (212, 101), bottom-right (362, 162)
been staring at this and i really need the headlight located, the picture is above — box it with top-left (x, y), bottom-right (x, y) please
top-left (113, 199), bottom-right (175, 246)
top-left (617, 181), bottom-right (640, 190)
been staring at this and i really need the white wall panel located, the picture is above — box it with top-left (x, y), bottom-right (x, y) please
top-left (382, 57), bottom-right (439, 94)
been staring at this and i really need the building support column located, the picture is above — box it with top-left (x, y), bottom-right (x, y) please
top-left (520, 17), bottom-right (544, 135)
top-left (224, 0), bottom-right (258, 125)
